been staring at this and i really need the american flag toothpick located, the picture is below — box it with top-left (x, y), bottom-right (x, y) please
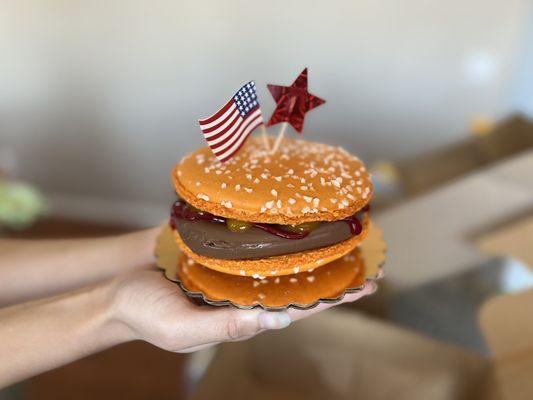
top-left (199, 81), bottom-right (265, 162)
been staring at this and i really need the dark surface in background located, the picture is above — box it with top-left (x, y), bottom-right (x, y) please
top-left (398, 114), bottom-right (533, 197)
top-left (2, 218), bottom-right (187, 400)
top-left (388, 257), bottom-right (533, 356)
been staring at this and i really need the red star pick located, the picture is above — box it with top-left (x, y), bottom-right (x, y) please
top-left (266, 68), bottom-right (325, 133)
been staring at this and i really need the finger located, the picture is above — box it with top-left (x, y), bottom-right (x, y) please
top-left (188, 307), bottom-right (291, 345)
top-left (287, 281), bottom-right (377, 323)
top-left (181, 282), bottom-right (377, 346)
top-left (179, 329), bottom-right (262, 353)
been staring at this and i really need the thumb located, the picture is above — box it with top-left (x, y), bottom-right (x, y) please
top-left (197, 308), bottom-right (292, 343)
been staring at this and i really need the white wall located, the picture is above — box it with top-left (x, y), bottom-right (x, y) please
top-left (0, 0), bottom-right (529, 215)
top-left (510, 2), bottom-right (533, 114)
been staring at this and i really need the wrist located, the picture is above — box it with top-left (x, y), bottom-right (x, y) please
top-left (87, 280), bottom-right (139, 347)
top-left (119, 226), bottom-right (162, 272)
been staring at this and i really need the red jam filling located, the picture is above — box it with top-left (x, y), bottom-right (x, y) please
top-left (170, 199), bottom-right (368, 240)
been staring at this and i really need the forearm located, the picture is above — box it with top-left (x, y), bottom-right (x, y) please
top-left (0, 227), bottom-right (161, 306)
top-left (0, 282), bottom-right (130, 388)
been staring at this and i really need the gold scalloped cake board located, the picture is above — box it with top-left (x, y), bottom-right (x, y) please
top-left (155, 222), bottom-right (386, 310)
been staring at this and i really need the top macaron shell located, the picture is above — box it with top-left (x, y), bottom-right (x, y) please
top-left (173, 136), bottom-right (373, 225)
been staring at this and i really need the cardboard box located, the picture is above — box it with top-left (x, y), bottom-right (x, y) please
top-left (397, 114), bottom-right (533, 197)
top-left (480, 289), bottom-right (533, 400)
top-left (475, 213), bottom-right (533, 269)
top-left (192, 311), bottom-right (494, 400)
top-left (476, 209), bottom-right (533, 399)
top-left (375, 150), bottom-right (533, 292)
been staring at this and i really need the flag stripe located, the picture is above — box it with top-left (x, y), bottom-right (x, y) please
top-left (209, 117), bottom-right (245, 150)
top-left (209, 108), bottom-right (261, 148)
top-left (199, 103), bottom-right (237, 132)
top-left (202, 108), bottom-right (241, 138)
top-left (213, 114), bottom-right (263, 156)
top-left (198, 100), bottom-right (234, 126)
top-left (217, 117), bottom-right (263, 162)
top-left (211, 110), bottom-right (261, 152)
top-left (204, 105), bottom-right (259, 141)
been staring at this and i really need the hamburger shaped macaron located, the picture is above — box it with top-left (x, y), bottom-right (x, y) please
top-left (159, 71), bottom-right (384, 308)
top-left (168, 136), bottom-right (375, 308)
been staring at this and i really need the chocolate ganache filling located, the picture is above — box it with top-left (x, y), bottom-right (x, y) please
top-left (170, 199), bottom-right (368, 260)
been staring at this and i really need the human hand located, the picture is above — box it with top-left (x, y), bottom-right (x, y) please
top-left (107, 271), bottom-right (377, 353)
top-left (0, 269), bottom-right (376, 387)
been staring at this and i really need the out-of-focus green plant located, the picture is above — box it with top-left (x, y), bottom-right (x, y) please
top-left (0, 179), bottom-right (46, 229)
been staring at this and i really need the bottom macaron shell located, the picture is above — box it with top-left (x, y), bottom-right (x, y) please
top-left (172, 214), bottom-right (370, 277)
top-left (177, 249), bottom-right (367, 308)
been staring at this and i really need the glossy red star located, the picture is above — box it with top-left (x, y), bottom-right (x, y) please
top-left (266, 68), bottom-right (325, 133)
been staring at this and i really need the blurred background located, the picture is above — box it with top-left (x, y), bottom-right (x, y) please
top-left (1, 1), bottom-right (533, 399)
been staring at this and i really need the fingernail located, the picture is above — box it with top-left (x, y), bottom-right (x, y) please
top-left (258, 312), bottom-right (291, 330)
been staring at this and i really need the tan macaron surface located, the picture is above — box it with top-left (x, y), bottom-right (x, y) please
top-left (177, 248), bottom-right (367, 308)
top-left (173, 136), bottom-right (373, 224)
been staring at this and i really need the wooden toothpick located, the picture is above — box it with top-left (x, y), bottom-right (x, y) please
top-left (271, 123), bottom-right (288, 154)
top-left (270, 97), bottom-right (296, 155)
top-left (260, 124), bottom-right (270, 151)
